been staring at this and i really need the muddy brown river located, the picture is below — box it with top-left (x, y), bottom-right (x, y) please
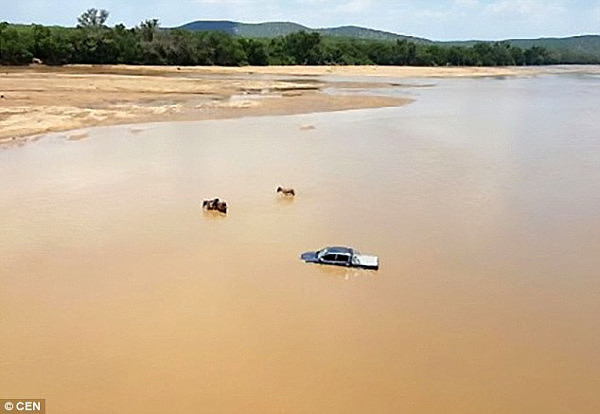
top-left (1, 73), bottom-right (599, 413)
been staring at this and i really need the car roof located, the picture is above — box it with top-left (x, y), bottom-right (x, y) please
top-left (324, 246), bottom-right (353, 254)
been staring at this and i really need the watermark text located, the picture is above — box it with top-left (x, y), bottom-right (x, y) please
top-left (0, 400), bottom-right (45, 414)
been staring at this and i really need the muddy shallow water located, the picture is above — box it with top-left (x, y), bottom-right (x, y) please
top-left (1, 74), bottom-right (599, 413)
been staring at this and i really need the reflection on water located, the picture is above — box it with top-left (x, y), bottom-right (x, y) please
top-left (1, 73), bottom-right (600, 413)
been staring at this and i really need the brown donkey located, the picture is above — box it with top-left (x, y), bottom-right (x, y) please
top-left (276, 186), bottom-right (295, 197)
top-left (203, 198), bottom-right (228, 214)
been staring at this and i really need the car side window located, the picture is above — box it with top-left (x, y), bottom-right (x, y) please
top-left (322, 254), bottom-right (336, 261)
top-left (336, 254), bottom-right (350, 263)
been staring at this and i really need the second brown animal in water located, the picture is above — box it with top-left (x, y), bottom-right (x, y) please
top-left (203, 197), bottom-right (228, 214)
top-left (277, 186), bottom-right (295, 196)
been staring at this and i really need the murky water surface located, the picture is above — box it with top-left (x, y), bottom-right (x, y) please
top-left (1, 74), bottom-right (599, 413)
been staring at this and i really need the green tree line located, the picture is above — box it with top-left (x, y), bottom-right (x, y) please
top-left (0, 9), bottom-right (565, 66)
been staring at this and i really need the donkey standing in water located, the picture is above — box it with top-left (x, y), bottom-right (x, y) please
top-left (277, 186), bottom-right (295, 197)
top-left (203, 197), bottom-right (228, 214)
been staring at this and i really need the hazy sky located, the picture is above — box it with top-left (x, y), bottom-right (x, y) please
top-left (4, 0), bottom-right (600, 40)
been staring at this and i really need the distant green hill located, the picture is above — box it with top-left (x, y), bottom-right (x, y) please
top-left (179, 21), bottom-right (311, 37)
top-left (178, 20), bottom-right (428, 42)
top-left (318, 25), bottom-right (430, 43)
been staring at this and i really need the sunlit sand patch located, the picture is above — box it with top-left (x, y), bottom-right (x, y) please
top-left (0, 66), bottom-right (420, 142)
top-left (67, 131), bottom-right (89, 141)
top-left (0, 133), bottom-right (43, 148)
top-left (151, 104), bottom-right (182, 115)
top-left (222, 98), bottom-right (260, 109)
top-left (0, 136), bottom-right (20, 148)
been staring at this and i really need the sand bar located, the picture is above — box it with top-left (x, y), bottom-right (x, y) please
top-left (1, 64), bottom-right (598, 145)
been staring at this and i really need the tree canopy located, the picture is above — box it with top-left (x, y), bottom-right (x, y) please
top-left (1, 9), bottom-right (584, 66)
top-left (77, 8), bottom-right (109, 29)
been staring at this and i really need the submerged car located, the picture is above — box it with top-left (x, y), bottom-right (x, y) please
top-left (300, 246), bottom-right (379, 270)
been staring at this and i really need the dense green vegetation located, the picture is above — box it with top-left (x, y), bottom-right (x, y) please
top-left (182, 20), bottom-right (600, 63)
top-left (1, 9), bottom-right (594, 66)
top-left (445, 36), bottom-right (600, 64)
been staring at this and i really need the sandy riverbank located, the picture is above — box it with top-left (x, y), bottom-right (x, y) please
top-left (1, 64), bottom-right (596, 145)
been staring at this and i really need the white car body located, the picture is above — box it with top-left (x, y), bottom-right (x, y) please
top-left (301, 246), bottom-right (379, 270)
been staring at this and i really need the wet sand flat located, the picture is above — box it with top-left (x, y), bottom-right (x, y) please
top-left (1, 72), bottom-right (600, 413)
top-left (3, 64), bottom-right (599, 145)
top-left (0, 64), bottom-right (415, 144)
